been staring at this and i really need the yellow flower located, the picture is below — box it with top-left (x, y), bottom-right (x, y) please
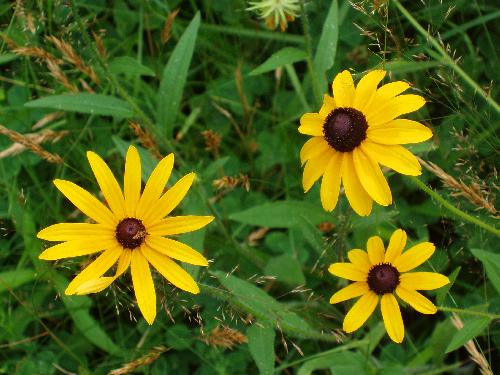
top-left (299, 70), bottom-right (432, 216)
top-left (37, 145), bottom-right (214, 325)
top-left (247, 0), bottom-right (299, 32)
top-left (329, 229), bottom-right (449, 343)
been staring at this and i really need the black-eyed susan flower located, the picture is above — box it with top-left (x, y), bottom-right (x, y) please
top-left (299, 70), bottom-right (432, 216)
top-left (37, 145), bottom-right (214, 325)
top-left (247, 0), bottom-right (299, 32)
top-left (329, 229), bottom-right (449, 343)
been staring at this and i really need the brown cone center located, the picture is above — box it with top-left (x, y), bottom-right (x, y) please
top-left (115, 218), bottom-right (147, 249)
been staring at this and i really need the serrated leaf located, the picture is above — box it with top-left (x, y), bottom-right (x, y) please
top-left (247, 325), bottom-right (275, 375)
top-left (446, 317), bottom-right (490, 353)
top-left (250, 47), bottom-right (307, 76)
top-left (471, 248), bottom-right (500, 294)
top-left (108, 56), bottom-right (155, 77)
top-left (0, 269), bottom-right (36, 293)
top-left (25, 94), bottom-right (133, 118)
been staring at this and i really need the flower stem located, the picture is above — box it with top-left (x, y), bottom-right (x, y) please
top-left (392, 0), bottom-right (500, 115)
top-left (438, 306), bottom-right (500, 320)
top-left (410, 176), bottom-right (500, 236)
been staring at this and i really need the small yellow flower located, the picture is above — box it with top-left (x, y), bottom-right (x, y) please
top-left (37, 146), bottom-right (214, 325)
top-left (329, 229), bottom-right (449, 343)
top-left (299, 70), bottom-right (432, 216)
top-left (247, 0), bottom-right (299, 32)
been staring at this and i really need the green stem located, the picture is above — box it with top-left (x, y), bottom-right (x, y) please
top-left (438, 306), bottom-right (499, 320)
top-left (393, 0), bottom-right (500, 115)
top-left (410, 177), bottom-right (500, 236)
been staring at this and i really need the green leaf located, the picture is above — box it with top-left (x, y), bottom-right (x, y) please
top-left (298, 351), bottom-right (368, 375)
top-left (264, 254), bottom-right (305, 286)
top-left (108, 56), bottom-right (155, 77)
top-left (25, 94), bottom-right (133, 118)
top-left (247, 325), bottom-right (275, 375)
top-left (471, 248), bottom-right (500, 294)
top-left (229, 200), bottom-right (333, 228)
top-left (157, 12), bottom-right (200, 137)
top-left (445, 317), bottom-right (491, 353)
top-left (0, 269), bottom-right (36, 293)
top-left (250, 47), bottom-right (307, 76)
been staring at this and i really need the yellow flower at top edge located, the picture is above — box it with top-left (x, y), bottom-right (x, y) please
top-left (299, 70), bottom-right (432, 216)
top-left (37, 145), bottom-right (214, 325)
top-left (247, 0), bottom-right (299, 32)
top-left (329, 229), bottom-right (449, 343)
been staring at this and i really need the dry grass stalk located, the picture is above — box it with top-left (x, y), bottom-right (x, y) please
top-left (213, 174), bottom-right (250, 192)
top-left (202, 325), bottom-right (247, 350)
top-left (201, 129), bottom-right (221, 156)
top-left (161, 9), bottom-right (180, 44)
top-left (108, 346), bottom-right (169, 375)
top-left (450, 314), bottom-right (493, 375)
top-left (418, 157), bottom-right (497, 215)
top-left (129, 122), bottom-right (162, 160)
top-left (0, 125), bottom-right (64, 164)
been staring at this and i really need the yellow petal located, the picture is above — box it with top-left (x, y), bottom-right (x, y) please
top-left (320, 151), bottom-right (343, 211)
top-left (300, 137), bottom-right (330, 166)
top-left (53, 179), bottom-right (116, 227)
top-left (353, 70), bottom-right (386, 111)
top-left (144, 172), bottom-right (195, 225)
top-left (137, 153), bottom-right (174, 219)
top-left (298, 113), bottom-right (324, 136)
top-left (367, 235), bottom-right (385, 265)
top-left (37, 223), bottom-right (111, 241)
top-left (347, 249), bottom-right (371, 273)
top-left (361, 141), bottom-right (422, 176)
top-left (381, 294), bottom-right (404, 343)
top-left (39, 238), bottom-right (116, 260)
top-left (148, 216), bottom-right (214, 236)
top-left (400, 272), bottom-right (450, 290)
top-left (87, 151), bottom-right (126, 218)
top-left (319, 94), bottom-right (336, 117)
top-left (124, 145), bottom-right (142, 217)
top-left (145, 236), bottom-right (208, 266)
top-left (365, 81), bottom-right (410, 115)
top-left (393, 242), bottom-right (435, 272)
top-left (65, 246), bottom-right (122, 295)
top-left (328, 263), bottom-right (367, 281)
top-left (131, 249), bottom-right (156, 325)
top-left (352, 147), bottom-right (392, 206)
top-left (396, 286), bottom-right (437, 314)
top-left (332, 70), bottom-right (355, 107)
top-left (342, 153), bottom-right (373, 216)
top-left (330, 282), bottom-right (369, 304)
top-left (303, 152), bottom-right (332, 193)
top-left (367, 94), bottom-right (426, 127)
top-left (142, 246), bottom-right (200, 294)
top-left (343, 291), bottom-right (378, 333)
top-left (367, 119), bottom-right (432, 144)
top-left (384, 229), bottom-right (407, 264)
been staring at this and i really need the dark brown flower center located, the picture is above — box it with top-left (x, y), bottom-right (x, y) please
top-left (115, 218), bottom-right (147, 249)
top-left (367, 263), bottom-right (400, 295)
top-left (323, 107), bottom-right (368, 152)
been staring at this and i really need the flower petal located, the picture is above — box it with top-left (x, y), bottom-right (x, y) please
top-left (400, 272), bottom-right (450, 291)
top-left (396, 286), bottom-right (437, 314)
top-left (367, 94), bottom-right (426, 127)
top-left (53, 179), bottom-right (116, 227)
top-left (352, 147), bottom-right (392, 206)
top-left (145, 236), bottom-right (208, 266)
top-left (131, 249), bottom-right (156, 325)
top-left (137, 153), bottom-right (174, 219)
top-left (320, 151), bottom-right (343, 211)
top-left (367, 119), bottom-right (432, 144)
top-left (144, 172), bottom-right (196, 225)
top-left (65, 246), bottom-right (122, 295)
top-left (298, 113), bottom-right (324, 136)
top-left (384, 229), bottom-right (407, 264)
top-left (343, 291), bottom-right (378, 333)
top-left (361, 141), bottom-right (422, 176)
top-left (300, 137), bottom-right (330, 165)
top-left (142, 246), bottom-right (200, 294)
top-left (393, 242), bottom-right (435, 272)
top-left (381, 293), bottom-right (404, 343)
top-left (332, 70), bottom-right (355, 107)
top-left (330, 282), bottom-right (369, 304)
top-left (39, 238), bottom-right (116, 260)
top-left (37, 223), bottom-right (111, 241)
top-left (328, 263), bottom-right (367, 281)
top-left (124, 145), bottom-right (142, 217)
top-left (342, 152), bottom-right (373, 216)
top-left (367, 235), bottom-right (385, 265)
top-left (87, 151), bottom-right (126, 218)
top-left (347, 249), bottom-right (371, 273)
top-left (319, 94), bottom-right (336, 117)
top-left (148, 216), bottom-right (214, 236)
top-left (364, 81), bottom-right (410, 115)
top-left (353, 70), bottom-right (386, 111)
top-left (302, 152), bottom-right (332, 193)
